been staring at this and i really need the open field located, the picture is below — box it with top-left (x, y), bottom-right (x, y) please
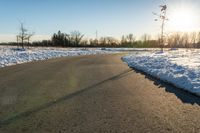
top-left (0, 45), bottom-right (161, 68)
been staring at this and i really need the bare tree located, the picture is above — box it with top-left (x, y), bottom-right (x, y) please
top-left (69, 31), bottom-right (84, 46)
top-left (126, 34), bottom-right (136, 44)
top-left (182, 33), bottom-right (190, 48)
top-left (121, 35), bottom-right (127, 45)
top-left (105, 37), bottom-right (119, 46)
top-left (153, 4), bottom-right (168, 51)
top-left (17, 23), bottom-right (27, 48)
top-left (141, 34), bottom-right (151, 43)
top-left (197, 32), bottom-right (200, 43)
top-left (80, 39), bottom-right (88, 46)
top-left (171, 32), bottom-right (181, 47)
top-left (190, 32), bottom-right (197, 46)
top-left (17, 23), bottom-right (34, 48)
top-left (99, 37), bottom-right (107, 45)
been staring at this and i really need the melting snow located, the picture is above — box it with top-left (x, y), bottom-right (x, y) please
top-left (0, 46), bottom-right (119, 68)
top-left (122, 49), bottom-right (200, 96)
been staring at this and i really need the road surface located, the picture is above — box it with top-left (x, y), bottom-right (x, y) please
top-left (1, 54), bottom-right (200, 133)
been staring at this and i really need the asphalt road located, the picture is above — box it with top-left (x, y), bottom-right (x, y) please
top-left (1, 54), bottom-right (200, 133)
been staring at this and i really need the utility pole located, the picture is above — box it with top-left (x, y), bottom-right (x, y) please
top-left (153, 4), bottom-right (168, 51)
top-left (95, 30), bottom-right (98, 45)
top-left (16, 35), bottom-right (19, 48)
top-left (95, 30), bottom-right (98, 40)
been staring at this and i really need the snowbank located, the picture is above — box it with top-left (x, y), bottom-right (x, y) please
top-left (0, 46), bottom-right (119, 68)
top-left (122, 49), bottom-right (200, 96)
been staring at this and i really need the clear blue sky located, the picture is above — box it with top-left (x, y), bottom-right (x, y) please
top-left (0, 0), bottom-right (199, 42)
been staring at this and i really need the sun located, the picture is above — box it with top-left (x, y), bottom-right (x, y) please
top-left (168, 8), bottom-right (198, 32)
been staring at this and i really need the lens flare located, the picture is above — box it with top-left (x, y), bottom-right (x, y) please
top-left (168, 7), bottom-right (199, 32)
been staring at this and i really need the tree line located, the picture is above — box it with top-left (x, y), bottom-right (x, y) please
top-left (1, 23), bottom-right (200, 48)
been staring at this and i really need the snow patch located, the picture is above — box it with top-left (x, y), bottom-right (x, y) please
top-left (0, 46), bottom-right (119, 68)
top-left (122, 49), bottom-right (200, 96)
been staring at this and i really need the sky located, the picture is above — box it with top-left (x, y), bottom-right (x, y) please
top-left (0, 0), bottom-right (200, 42)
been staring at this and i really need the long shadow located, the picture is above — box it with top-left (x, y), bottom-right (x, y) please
top-left (133, 68), bottom-right (200, 106)
top-left (0, 69), bottom-right (133, 127)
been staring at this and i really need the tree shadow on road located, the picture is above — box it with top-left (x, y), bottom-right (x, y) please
top-left (133, 68), bottom-right (200, 106)
top-left (0, 69), bottom-right (133, 127)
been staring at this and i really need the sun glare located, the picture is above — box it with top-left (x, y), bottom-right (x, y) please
top-left (168, 8), bottom-right (198, 32)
